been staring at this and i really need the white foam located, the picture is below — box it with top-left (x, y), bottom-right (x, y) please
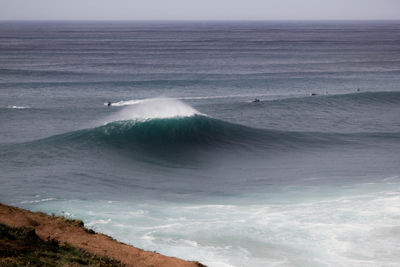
top-left (106, 99), bottom-right (147, 107)
top-left (26, 183), bottom-right (400, 267)
top-left (86, 218), bottom-right (112, 227)
top-left (7, 105), bottom-right (29, 109)
top-left (20, 198), bottom-right (55, 204)
top-left (109, 92), bottom-right (305, 106)
top-left (383, 175), bottom-right (400, 183)
top-left (103, 98), bottom-right (202, 124)
top-left (179, 94), bottom-right (262, 101)
top-left (139, 222), bottom-right (183, 230)
top-left (128, 210), bottom-right (148, 216)
top-left (109, 96), bottom-right (244, 106)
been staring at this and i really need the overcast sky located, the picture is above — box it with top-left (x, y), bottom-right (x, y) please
top-left (0, 0), bottom-right (399, 20)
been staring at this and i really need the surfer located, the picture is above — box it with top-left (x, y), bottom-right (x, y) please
top-left (107, 101), bottom-right (112, 106)
top-left (310, 93), bottom-right (317, 96)
top-left (252, 98), bottom-right (260, 103)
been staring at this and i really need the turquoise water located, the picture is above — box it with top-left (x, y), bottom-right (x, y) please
top-left (1, 21), bottom-right (400, 266)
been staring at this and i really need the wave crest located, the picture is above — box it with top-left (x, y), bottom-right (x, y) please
top-left (103, 98), bottom-right (202, 123)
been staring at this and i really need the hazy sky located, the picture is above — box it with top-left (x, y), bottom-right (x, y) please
top-left (0, 0), bottom-right (399, 20)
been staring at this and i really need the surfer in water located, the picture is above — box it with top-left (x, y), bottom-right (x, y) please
top-left (252, 98), bottom-right (260, 103)
top-left (107, 101), bottom-right (112, 106)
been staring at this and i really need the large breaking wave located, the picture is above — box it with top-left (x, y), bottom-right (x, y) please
top-left (5, 96), bottom-right (397, 162)
top-left (23, 99), bottom-right (397, 154)
top-left (39, 115), bottom-right (279, 151)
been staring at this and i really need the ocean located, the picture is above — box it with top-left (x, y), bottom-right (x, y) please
top-left (1, 21), bottom-right (400, 266)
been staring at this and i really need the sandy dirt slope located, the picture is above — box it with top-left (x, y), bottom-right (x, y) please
top-left (0, 203), bottom-right (203, 267)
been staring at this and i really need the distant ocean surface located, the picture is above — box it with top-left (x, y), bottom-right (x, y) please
top-left (1, 21), bottom-right (400, 266)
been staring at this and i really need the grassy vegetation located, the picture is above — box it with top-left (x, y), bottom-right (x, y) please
top-left (0, 223), bottom-right (122, 266)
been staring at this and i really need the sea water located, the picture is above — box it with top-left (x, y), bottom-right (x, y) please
top-left (1, 21), bottom-right (400, 266)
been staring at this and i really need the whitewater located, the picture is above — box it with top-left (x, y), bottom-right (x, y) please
top-left (1, 21), bottom-right (400, 266)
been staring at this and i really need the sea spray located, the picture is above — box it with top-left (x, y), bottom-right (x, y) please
top-left (103, 98), bottom-right (202, 123)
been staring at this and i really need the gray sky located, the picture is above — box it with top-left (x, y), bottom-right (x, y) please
top-left (0, 0), bottom-right (399, 20)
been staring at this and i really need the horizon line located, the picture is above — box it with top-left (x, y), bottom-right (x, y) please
top-left (1, 19), bottom-right (400, 22)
